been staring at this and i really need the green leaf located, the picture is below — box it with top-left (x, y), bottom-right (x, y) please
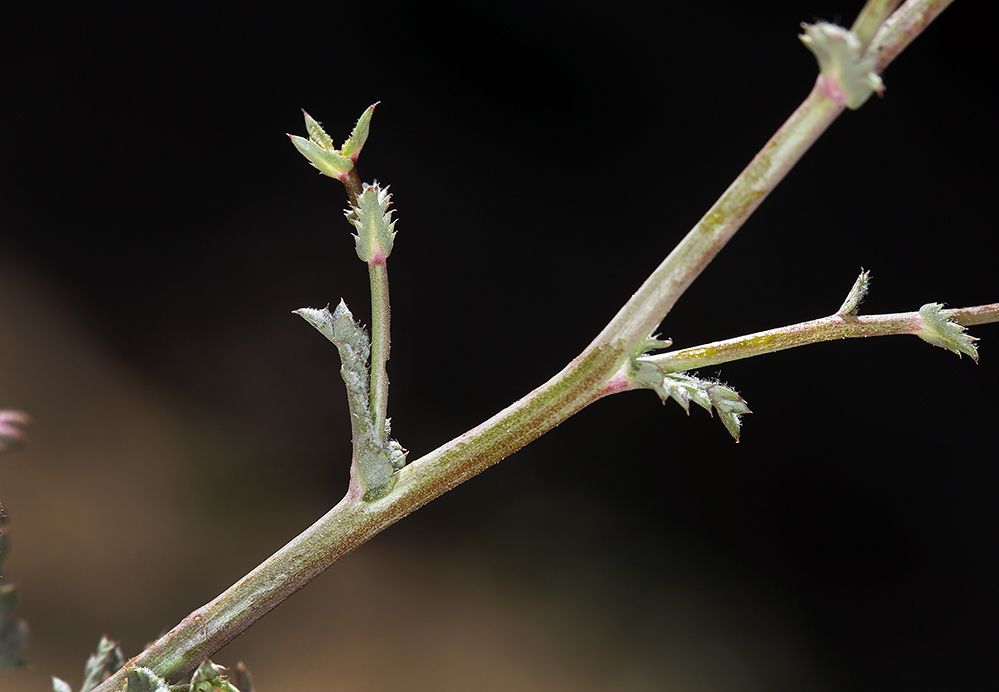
top-left (123, 667), bottom-right (170, 692)
top-left (289, 135), bottom-right (353, 180)
top-left (292, 104), bottom-right (377, 180)
top-left (228, 663), bottom-right (255, 692)
top-left (915, 303), bottom-right (979, 362)
top-left (302, 110), bottom-right (335, 151)
top-left (52, 677), bottom-right (73, 692)
top-left (80, 636), bottom-right (125, 692)
top-left (341, 102), bottom-right (378, 161)
top-left (836, 270), bottom-right (871, 316)
top-left (706, 383), bottom-right (752, 442)
top-left (191, 660), bottom-right (241, 692)
top-left (294, 301), bottom-right (407, 500)
top-left (348, 183), bottom-right (397, 263)
top-left (294, 301), bottom-right (373, 439)
top-left (799, 22), bottom-right (883, 109)
top-left (629, 356), bottom-right (750, 441)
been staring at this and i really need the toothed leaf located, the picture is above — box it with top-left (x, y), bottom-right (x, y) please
top-left (302, 110), bottom-right (335, 151)
top-left (294, 301), bottom-right (373, 439)
top-left (800, 22), bottom-right (883, 109)
top-left (123, 668), bottom-right (170, 692)
top-left (706, 384), bottom-right (751, 441)
top-left (294, 302), bottom-right (406, 498)
top-left (836, 270), bottom-right (871, 316)
top-left (348, 183), bottom-right (397, 263)
top-left (290, 135), bottom-right (353, 179)
top-left (80, 636), bottom-right (124, 692)
top-left (191, 660), bottom-right (241, 692)
top-left (915, 303), bottom-right (979, 361)
top-left (341, 102), bottom-right (378, 161)
top-left (629, 356), bottom-right (749, 439)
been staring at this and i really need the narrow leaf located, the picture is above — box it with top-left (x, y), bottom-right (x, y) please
top-left (341, 102), bottom-right (378, 161)
top-left (836, 270), bottom-right (871, 316)
top-left (289, 135), bottom-right (353, 179)
top-left (80, 636), bottom-right (124, 692)
top-left (294, 301), bottom-right (373, 440)
top-left (302, 110), bottom-right (335, 151)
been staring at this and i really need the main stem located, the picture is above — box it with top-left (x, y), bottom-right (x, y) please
top-left (90, 1), bottom-right (954, 688)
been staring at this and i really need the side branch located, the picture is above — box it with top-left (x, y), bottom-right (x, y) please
top-left (635, 303), bottom-right (997, 377)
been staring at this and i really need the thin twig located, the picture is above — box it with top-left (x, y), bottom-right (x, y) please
top-left (632, 303), bottom-right (998, 377)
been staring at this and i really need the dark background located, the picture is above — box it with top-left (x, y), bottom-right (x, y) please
top-left (1, 1), bottom-right (994, 691)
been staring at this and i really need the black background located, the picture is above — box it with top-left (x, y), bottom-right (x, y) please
top-left (1, 1), bottom-right (995, 691)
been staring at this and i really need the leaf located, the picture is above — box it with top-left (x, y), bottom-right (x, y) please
top-left (629, 356), bottom-right (750, 440)
top-left (348, 183), bottom-right (397, 263)
top-left (294, 301), bottom-right (373, 440)
top-left (799, 21), bottom-right (883, 109)
top-left (341, 102), bottom-right (378, 161)
top-left (836, 270), bottom-right (871, 316)
top-left (229, 663), bottom-right (255, 692)
top-left (191, 660), bottom-right (241, 692)
top-left (123, 667), bottom-right (170, 692)
top-left (302, 110), bottom-right (335, 151)
top-left (80, 636), bottom-right (125, 692)
top-left (289, 135), bottom-right (353, 180)
top-left (294, 301), bottom-right (404, 498)
top-left (915, 303), bottom-right (979, 361)
top-left (52, 678), bottom-right (73, 692)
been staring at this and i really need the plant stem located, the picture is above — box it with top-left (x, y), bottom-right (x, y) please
top-left (631, 303), bottom-right (999, 377)
top-left (88, 1), bottom-right (957, 688)
top-left (592, 78), bottom-right (842, 356)
top-left (342, 168), bottom-right (363, 207)
top-left (368, 258), bottom-right (391, 438)
top-left (871, 0), bottom-right (954, 73)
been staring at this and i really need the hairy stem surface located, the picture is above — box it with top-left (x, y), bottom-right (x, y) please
top-left (636, 303), bottom-right (998, 376)
top-left (89, 2), bottom-right (956, 688)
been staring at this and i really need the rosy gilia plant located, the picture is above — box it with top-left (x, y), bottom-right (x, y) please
top-left (43, 2), bottom-right (997, 690)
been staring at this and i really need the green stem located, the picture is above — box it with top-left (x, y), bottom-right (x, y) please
top-left (633, 303), bottom-right (999, 376)
top-left (591, 72), bottom-right (842, 357)
top-left (91, 343), bottom-right (625, 687)
top-left (870, 0), bottom-right (954, 73)
top-left (368, 258), bottom-right (391, 439)
top-left (88, 1), bottom-right (954, 688)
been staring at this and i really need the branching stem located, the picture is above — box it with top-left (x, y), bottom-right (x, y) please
top-left (633, 303), bottom-right (999, 378)
top-left (88, 1), bottom-right (964, 688)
